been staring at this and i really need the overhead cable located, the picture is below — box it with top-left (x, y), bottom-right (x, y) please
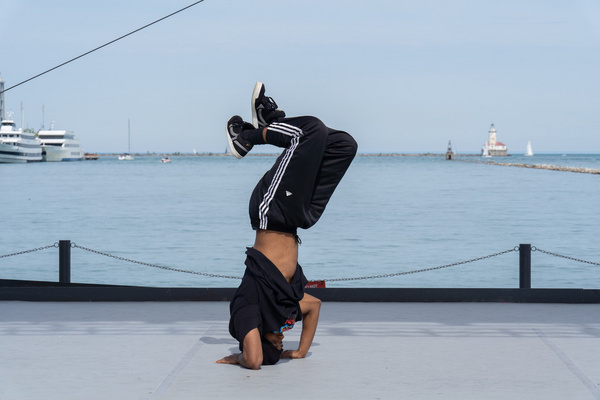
top-left (0, 0), bottom-right (205, 94)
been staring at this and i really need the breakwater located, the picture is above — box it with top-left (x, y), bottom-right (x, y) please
top-left (457, 159), bottom-right (600, 174)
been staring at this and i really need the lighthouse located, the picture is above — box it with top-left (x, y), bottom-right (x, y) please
top-left (482, 124), bottom-right (507, 156)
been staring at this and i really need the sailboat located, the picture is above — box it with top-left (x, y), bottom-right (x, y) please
top-left (481, 143), bottom-right (491, 158)
top-left (118, 119), bottom-right (134, 160)
top-left (525, 141), bottom-right (533, 156)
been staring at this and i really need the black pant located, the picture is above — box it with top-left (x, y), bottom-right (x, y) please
top-left (249, 116), bottom-right (357, 234)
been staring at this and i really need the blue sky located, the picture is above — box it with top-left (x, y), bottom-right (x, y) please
top-left (1, 0), bottom-right (599, 153)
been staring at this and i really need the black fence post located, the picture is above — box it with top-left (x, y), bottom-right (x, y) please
top-left (59, 240), bottom-right (71, 284)
top-left (519, 244), bottom-right (531, 289)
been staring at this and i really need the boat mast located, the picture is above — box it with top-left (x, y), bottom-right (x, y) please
top-left (128, 119), bottom-right (131, 153)
top-left (0, 77), bottom-right (5, 121)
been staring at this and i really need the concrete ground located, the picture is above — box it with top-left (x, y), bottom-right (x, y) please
top-left (1, 301), bottom-right (599, 400)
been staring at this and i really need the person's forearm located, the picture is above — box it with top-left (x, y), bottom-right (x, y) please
top-left (237, 352), bottom-right (261, 370)
top-left (238, 352), bottom-right (252, 369)
top-left (238, 328), bottom-right (263, 369)
top-left (297, 304), bottom-right (320, 356)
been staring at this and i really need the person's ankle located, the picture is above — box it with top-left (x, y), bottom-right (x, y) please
top-left (240, 128), bottom-right (266, 145)
top-left (265, 110), bottom-right (286, 124)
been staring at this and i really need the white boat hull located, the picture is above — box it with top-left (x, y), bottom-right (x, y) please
top-left (42, 145), bottom-right (84, 162)
top-left (0, 144), bottom-right (42, 163)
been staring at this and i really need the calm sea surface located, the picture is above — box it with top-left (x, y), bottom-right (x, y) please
top-left (1, 154), bottom-right (599, 289)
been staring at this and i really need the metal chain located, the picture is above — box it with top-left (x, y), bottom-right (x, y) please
top-left (74, 244), bottom-right (516, 282)
top-left (0, 243), bottom-right (58, 259)
top-left (71, 243), bottom-right (242, 280)
top-left (323, 248), bottom-right (517, 282)
top-left (8, 243), bottom-right (595, 282)
top-left (533, 247), bottom-right (600, 267)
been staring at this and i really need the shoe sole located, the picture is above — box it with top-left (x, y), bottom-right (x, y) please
top-left (251, 81), bottom-right (263, 128)
top-left (226, 123), bottom-right (244, 159)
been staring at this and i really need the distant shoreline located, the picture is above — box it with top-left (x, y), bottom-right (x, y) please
top-left (91, 153), bottom-right (598, 158)
top-left (90, 153), bottom-right (599, 174)
top-left (94, 153), bottom-right (484, 157)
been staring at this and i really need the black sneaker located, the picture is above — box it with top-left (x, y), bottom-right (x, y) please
top-left (251, 82), bottom-right (285, 128)
top-left (226, 115), bottom-right (254, 159)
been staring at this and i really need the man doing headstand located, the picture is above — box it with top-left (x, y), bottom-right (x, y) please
top-left (216, 82), bottom-right (357, 369)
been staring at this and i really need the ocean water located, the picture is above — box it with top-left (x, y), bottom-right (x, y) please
top-left (1, 154), bottom-right (599, 289)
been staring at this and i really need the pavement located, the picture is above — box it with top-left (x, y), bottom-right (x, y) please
top-left (1, 301), bottom-right (599, 400)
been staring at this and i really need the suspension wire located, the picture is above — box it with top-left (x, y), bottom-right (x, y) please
top-left (70, 243), bottom-right (516, 282)
top-left (322, 248), bottom-right (517, 282)
top-left (0, 0), bottom-right (205, 94)
top-left (4, 243), bottom-right (597, 282)
top-left (0, 243), bottom-right (58, 259)
top-left (72, 243), bottom-right (242, 280)
top-left (533, 247), bottom-right (600, 267)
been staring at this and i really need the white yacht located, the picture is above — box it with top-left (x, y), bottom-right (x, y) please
top-left (118, 153), bottom-right (134, 161)
top-left (37, 127), bottom-right (84, 161)
top-left (0, 115), bottom-right (42, 163)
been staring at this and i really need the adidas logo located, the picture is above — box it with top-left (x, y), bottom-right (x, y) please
top-left (285, 191), bottom-right (293, 197)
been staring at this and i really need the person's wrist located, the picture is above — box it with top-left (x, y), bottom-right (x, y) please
top-left (296, 349), bottom-right (307, 358)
